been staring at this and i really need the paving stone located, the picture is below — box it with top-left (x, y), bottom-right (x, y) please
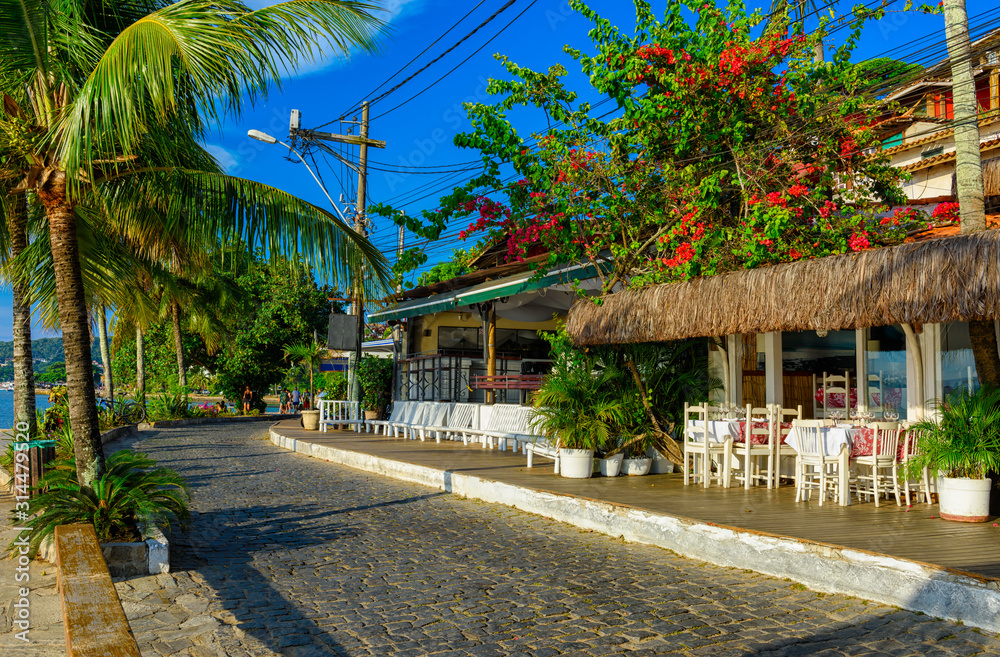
top-left (93, 423), bottom-right (1000, 657)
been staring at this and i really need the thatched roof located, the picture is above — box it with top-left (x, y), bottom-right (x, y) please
top-left (566, 231), bottom-right (1000, 346)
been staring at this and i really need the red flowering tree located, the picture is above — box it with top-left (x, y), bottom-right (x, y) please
top-left (380, 0), bottom-right (925, 292)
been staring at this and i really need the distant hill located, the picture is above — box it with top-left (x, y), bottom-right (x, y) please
top-left (0, 337), bottom-right (103, 368)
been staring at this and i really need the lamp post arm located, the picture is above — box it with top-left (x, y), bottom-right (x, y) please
top-left (275, 139), bottom-right (350, 224)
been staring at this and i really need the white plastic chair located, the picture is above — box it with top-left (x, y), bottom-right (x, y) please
top-left (683, 403), bottom-right (731, 489)
top-left (853, 421), bottom-right (901, 507)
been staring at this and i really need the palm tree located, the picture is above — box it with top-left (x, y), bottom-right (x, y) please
top-left (0, 0), bottom-right (390, 487)
top-left (284, 338), bottom-right (327, 410)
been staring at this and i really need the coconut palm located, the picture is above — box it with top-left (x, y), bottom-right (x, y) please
top-left (0, 0), bottom-right (389, 487)
top-left (284, 338), bottom-right (328, 409)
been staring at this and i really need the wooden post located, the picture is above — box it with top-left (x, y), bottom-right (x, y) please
top-left (764, 332), bottom-right (783, 408)
top-left (486, 305), bottom-right (496, 404)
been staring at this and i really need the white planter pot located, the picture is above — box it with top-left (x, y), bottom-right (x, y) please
top-left (598, 453), bottom-right (624, 477)
top-left (647, 447), bottom-right (675, 474)
top-left (559, 448), bottom-right (595, 479)
top-left (301, 410), bottom-right (320, 431)
top-left (622, 457), bottom-right (652, 476)
top-left (938, 476), bottom-right (992, 522)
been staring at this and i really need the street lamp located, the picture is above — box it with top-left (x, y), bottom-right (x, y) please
top-left (248, 128), bottom-right (365, 404)
top-left (247, 129), bottom-right (349, 223)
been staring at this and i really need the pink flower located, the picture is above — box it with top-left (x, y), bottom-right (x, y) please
top-left (848, 232), bottom-right (870, 252)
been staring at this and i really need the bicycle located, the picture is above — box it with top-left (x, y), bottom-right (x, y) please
top-left (97, 397), bottom-right (148, 425)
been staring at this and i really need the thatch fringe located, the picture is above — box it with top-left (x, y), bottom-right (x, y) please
top-left (566, 231), bottom-right (1000, 346)
top-left (952, 156), bottom-right (1000, 199)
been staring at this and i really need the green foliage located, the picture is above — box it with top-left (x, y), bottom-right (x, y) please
top-left (357, 356), bottom-right (392, 412)
top-left (146, 387), bottom-right (195, 422)
top-left (416, 249), bottom-right (475, 287)
top-left (905, 386), bottom-right (1000, 480)
top-left (8, 450), bottom-right (190, 559)
top-left (531, 363), bottom-right (628, 452)
top-left (395, 0), bottom-right (909, 294)
top-left (319, 371), bottom-right (348, 400)
top-left (36, 361), bottom-right (67, 384)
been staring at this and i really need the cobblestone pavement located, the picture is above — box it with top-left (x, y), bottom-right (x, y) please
top-left (109, 424), bottom-right (1000, 657)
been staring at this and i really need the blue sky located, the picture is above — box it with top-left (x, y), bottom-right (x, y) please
top-left (2, 0), bottom-right (989, 341)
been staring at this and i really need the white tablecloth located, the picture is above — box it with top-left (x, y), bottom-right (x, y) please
top-left (783, 426), bottom-right (854, 456)
top-left (685, 420), bottom-right (740, 444)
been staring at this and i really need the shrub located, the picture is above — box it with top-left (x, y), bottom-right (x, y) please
top-left (7, 450), bottom-right (190, 559)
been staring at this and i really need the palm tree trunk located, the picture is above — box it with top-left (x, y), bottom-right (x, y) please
top-left (136, 326), bottom-right (146, 403)
top-left (97, 305), bottom-right (113, 404)
top-left (38, 170), bottom-right (105, 487)
top-left (172, 301), bottom-right (187, 388)
top-left (945, 0), bottom-right (999, 386)
top-left (8, 193), bottom-right (36, 437)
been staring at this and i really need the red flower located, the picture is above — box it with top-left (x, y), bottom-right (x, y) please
top-left (848, 232), bottom-right (870, 252)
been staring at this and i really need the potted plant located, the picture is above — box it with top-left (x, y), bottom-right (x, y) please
top-left (596, 435), bottom-right (624, 477)
top-left (905, 385), bottom-right (1000, 522)
top-left (284, 339), bottom-right (327, 431)
top-left (532, 362), bottom-right (627, 479)
top-left (357, 355), bottom-right (393, 420)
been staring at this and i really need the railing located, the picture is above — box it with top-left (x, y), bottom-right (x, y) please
top-left (470, 374), bottom-right (544, 390)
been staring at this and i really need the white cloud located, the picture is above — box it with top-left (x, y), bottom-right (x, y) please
top-left (241, 0), bottom-right (429, 78)
top-left (205, 144), bottom-right (239, 172)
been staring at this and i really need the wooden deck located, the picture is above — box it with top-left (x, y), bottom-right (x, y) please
top-left (278, 422), bottom-right (1000, 581)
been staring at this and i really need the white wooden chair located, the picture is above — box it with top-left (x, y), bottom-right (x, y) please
top-left (318, 400), bottom-right (362, 432)
top-left (899, 423), bottom-right (934, 504)
top-left (792, 419), bottom-right (848, 506)
top-left (683, 403), bottom-right (731, 488)
top-left (732, 404), bottom-right (776, 489)
top-left (821, 371), bottom-right (851, 419)
top-left (853, 421), bottom-right (901, 507)
top-left (366, 401), bottom-right (410, 435)
top-left (772, 404), bottom-right (802, 485)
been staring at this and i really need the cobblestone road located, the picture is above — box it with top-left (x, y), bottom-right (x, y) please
top-left (113, 424), bottom-right (1000, 657)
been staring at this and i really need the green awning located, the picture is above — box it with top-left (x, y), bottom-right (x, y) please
top-left (369, 262), bottom-right (601, 322)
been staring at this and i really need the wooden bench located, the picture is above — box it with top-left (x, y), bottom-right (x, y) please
top-left (318, 400), bottom-right (363, 432)
top-left (56, 523), bottom-right (141, 657)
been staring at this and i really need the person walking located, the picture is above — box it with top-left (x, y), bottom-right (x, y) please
top-left (279, 388), bottom-right (289, 413)
top-left (242, 386), bottom-right (254, 414)
top-left (291, 388), bottom-right (301, 412)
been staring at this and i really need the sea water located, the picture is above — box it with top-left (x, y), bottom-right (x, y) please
top-left (0, 391), bottom-right (52, 437)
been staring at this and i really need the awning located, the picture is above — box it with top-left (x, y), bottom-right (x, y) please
top-left (369, 261), bottom-right (603, 322)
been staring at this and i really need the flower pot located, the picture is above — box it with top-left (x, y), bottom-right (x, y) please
top-left (301, 410), bottom-right (320, 431)
top-left (364, 410), bottom-right (380, 421)
top-left (647, 447), bottom-right (675, 474)
top-left (938, 476), bottom-right (992, 522)
top-left (559, 448), bottom-right (595, 479)
top-left (622, 457), bottom-right (652, 476)
top-left (598, 453), bottom-right (624, 477)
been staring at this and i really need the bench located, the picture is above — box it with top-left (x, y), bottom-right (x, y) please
top-left (318, 400), bottom-right (363, 432)
top-left (462, 404), bottom-right (530, 451)
top-left (366, 401), bottom-right (410, 435)
top-left (409, 402), bottom-right (452, 442)
top-left (56, 523), bottom-right (142, 656)
top-left (522, 408), bottom-right (560, 472)
top-left (420, 403), bottom-right (480, 444)
top-left (389, 402), bottom-right (425, 439)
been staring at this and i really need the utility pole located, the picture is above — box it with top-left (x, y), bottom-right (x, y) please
top-left (351, 100), bottom-right (370, 404)
top-left (944, 0), bottom-right (999, 387)
top-left (288, 105), bottom-right (386, 403)
top-left (392, 213), bottom-right (405, 403)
